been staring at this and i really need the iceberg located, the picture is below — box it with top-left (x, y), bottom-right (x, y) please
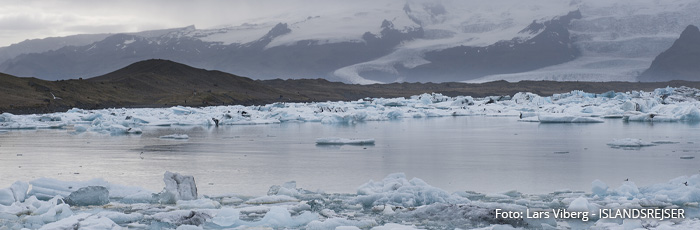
top-left (353, 173), bottom-right (468, 208)
top-left (316, 137), bottom-right (375, 145)
top-left (64, 186), bottom-right (110, 206)
top-left (607, 138), bottom-right (656, 149)
top-left (538, 114), bottom-right (604, 123)
top-left (158, 171), bottom-right (198, 204)
top-left (160, 134), bottom-right (190, 139)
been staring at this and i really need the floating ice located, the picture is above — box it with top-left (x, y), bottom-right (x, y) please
top-left (538, 114), bottom-right (604, 123)
top-left (28, 177), bottom-right (150, 201)
top-left (108, 124), bottom-right (142, 135)
top-left (176, 198), bottom-right (221, 209)
top-left (158, 171), bottom-right (198, 204)
top-left (1, 86), bottom-right (700, 136)
top-left (316, 137), bottom-right (375, 145)
top-left (160, 134), bottom-right (190, 139)
top-left (607, 138), bottom-right (656, 149)
top-left (3, 172), bottom-right (700, 229)
top-left (245, 195), bottom-right (299, 204)
top-left (353, 173), bottom-right (467, 207)
top-left (64, 186), bottom-right (110, 206)
top-left (38, 213), bottom-right (121, 230)
top-left (0, 181), bottom-right (28, 206)
top-left (591, 180), bottom-right (608, 197)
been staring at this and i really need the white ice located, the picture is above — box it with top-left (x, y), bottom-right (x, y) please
top-left (316, 137), bottom-right (376, 145)
top-left (160, 134), bottom-right (190, 139)
top-left (3, 87), bottom-right (700, 137)
top-left (1, 172), bottom-right (700, 229)
top-left (607, 138), bottom-right (656, 148)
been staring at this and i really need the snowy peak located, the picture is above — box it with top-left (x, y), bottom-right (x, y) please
top-left (519, 10), bottom-right (582, 35)
top-left (2, 1), bottom-right (700, 83)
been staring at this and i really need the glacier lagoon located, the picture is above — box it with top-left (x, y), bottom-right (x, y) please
top-left (2, 87), bottom-right (700, 229)
top-left (1, 116), bottom-right (699, 197)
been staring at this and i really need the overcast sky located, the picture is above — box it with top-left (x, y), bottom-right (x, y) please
top-left (0, 0), bottom-right (359, 47)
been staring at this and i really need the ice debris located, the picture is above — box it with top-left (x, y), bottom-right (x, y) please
top-left (354, 173), bottom-right (468, 207)
top-left (3, 86), bottom-right (700, 136)
top-left (160, 134), bottom-right (190, 139)
top-left (316, 137), bottom-right (375, 145)
top-left (3, 172), bottom-right (700, 229)
top-left (607, 138), bottom-right (656, 149)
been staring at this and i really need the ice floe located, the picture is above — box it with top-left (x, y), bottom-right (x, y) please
top-left (607, 138), bottom-right (656, 149)
top-left (160, 134), bottom-right (190, 139)
top-left (316, 137), bottom-right (376, 145)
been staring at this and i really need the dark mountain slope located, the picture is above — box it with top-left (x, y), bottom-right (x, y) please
top-left (4, 59), bottom-right (700, 114)
top-left (639, 25), bottom-right (700, 82)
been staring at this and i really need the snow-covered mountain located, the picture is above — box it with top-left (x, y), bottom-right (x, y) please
top-left (1, 0), bottom-right (699, 83)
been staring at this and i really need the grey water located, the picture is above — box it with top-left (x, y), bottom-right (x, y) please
top-left (0, 117), bottom-right (699, 196)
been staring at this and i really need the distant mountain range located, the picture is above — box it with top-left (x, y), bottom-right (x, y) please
top-left (1, 0), bottom-right (700, 83)
top-left (3, 59), bottom-right (700, 114)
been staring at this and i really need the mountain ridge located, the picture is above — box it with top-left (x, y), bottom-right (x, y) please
top-left (639, 25), bottom-right (700, 82)
top-left (3, 59), bottom-right (700, 115)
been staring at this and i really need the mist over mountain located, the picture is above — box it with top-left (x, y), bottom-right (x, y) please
top-left (1, 0), bottom-right (699, 83)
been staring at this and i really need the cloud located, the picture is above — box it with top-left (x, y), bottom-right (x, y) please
top-left (0, 0), bottom-right (394, 46)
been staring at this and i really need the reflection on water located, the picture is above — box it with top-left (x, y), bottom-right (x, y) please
top-left (0, 117), bottom-right (698, 196)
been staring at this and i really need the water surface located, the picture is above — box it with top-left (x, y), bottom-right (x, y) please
top-left (1, 117), bottom-right (698, 196)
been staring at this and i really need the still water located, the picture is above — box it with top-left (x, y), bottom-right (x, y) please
top-left (0, 117), bottom-right (698, 196)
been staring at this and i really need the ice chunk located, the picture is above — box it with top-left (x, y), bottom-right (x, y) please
top-left (316, 137), bottom-right (375, 145)
top-left (0, 189), bottom-right (14, 206)
top-left (39, 213), bottom-right (121, 230)
top-left (96, 211), bottom-right (143, 225)
top-left (567, 197), bottom-right (593, 213)
top-left (64, 186), bottom-right (110, 206)
top-left (0, 181), bottom-right (28, 205)
top-left (614, 181), bottom-right (640, 198)
top-left (353, 173), bottom-right (467, 207)
top-left (176, 198), bottom-right (221, 209)
top-left (158, 171), bottom-right (198, 204)
top-left (245, 195), bottom-right (299, 204)
top-left (244, 206), bottom-right (317, 228)
top-left (212, 208), bottom-right (240, 227)
top-left (538, 114), bottom-right (604, 123)
top-left (607, 138), bottom-right (655, 149)
top-left (28, 177), bottom-right (151, 201)
top-left (591, 180), bottom-right (608, 197)
top-left (371, 223), bottom-right (424, 230)
top-left (152, 210), bottom-right (213, 226)
top-left (160, 134), bottom-right (189, 139)
top-left (108, 124), bottom-right (142, 135)
top-left (176, 225), bottom-right (203, 230)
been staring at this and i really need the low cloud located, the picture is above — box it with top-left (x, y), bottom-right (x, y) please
top-left (0, 0), bottom-right (390, 47)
